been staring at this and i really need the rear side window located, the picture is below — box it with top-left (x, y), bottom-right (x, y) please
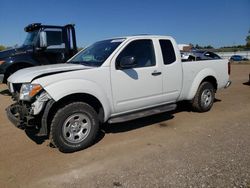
top-left (159, 40), bottom-right (176, 65)
top-left (116, 39), bottom-right (156, 68)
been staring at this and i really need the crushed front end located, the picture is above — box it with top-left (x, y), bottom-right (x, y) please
top-left (6, 82), bottom-right (54, 136)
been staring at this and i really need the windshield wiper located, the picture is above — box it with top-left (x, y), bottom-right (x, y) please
top-left (69, 61), bottom-right (99, 67)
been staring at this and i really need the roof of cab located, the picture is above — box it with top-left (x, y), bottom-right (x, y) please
top-left (104, 35), bottom-right (174, 42)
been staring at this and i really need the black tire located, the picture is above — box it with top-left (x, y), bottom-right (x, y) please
top-left (50, 102), bottom-right (99, 153)
top-left (192, 82), bottom-right (215, 112)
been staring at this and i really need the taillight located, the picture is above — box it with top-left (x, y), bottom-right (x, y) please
top-left (228, 62), bottom-right (231, 75)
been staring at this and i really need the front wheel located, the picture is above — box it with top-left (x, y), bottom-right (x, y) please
top-left (191, 82), bottom-right (215, 112)
top-left (50, 102), bottom-right (99, 153)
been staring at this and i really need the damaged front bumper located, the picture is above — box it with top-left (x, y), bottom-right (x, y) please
top-left (6, 92), bottom-right (55, 136)
top-left (6, 103), bottom-right (29, 129)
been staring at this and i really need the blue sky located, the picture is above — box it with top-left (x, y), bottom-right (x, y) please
top-left (0, 0), bottom-right (249, 48)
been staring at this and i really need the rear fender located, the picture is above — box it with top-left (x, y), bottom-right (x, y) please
top-left (186, 68), bottom-right (217, 100)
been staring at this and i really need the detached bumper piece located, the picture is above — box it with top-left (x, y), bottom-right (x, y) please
top-left (6, 104), bottom-right (23, 128)
top-left (6, 100), bottom-right (55, 136)
top-left (6, 103), bottom-right (37, 129)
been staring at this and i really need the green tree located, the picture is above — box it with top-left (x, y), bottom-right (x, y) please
top-left (0, 45), bottom-right (6, 51)
top-left (204, 45), bottom-right (214, 49)
top-left (195, 44), bottom-right (202, 49)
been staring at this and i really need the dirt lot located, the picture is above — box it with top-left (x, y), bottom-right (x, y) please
top-left (0, 64), bottom-right (250, 188)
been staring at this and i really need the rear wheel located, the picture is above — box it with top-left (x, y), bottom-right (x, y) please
top-left (50, 102), bottom-right (99, 153)
top-left (192, 82), bottom-right (215, 112)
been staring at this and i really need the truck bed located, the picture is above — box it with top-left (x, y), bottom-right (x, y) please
top-left (179, 59), bottom-right (230, 100)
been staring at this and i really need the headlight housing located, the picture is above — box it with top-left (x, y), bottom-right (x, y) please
top-left (19, 83), bottom-right (43, 101)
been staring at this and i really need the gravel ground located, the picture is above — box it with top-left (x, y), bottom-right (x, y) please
top-left (0, 64), bottom-right (250, 188)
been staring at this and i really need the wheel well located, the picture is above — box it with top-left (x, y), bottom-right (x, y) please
top-left (4, 62), bottom-right (33, 83)
top-left (201, 76), bottom-right (217, 91)
top-left (47, 93), bottom-right (104, 130)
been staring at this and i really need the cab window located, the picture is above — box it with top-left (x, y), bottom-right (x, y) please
top-left (116, 39), bottom-right (156, 69)
top-left (159, 40), bottom-right (176, 65)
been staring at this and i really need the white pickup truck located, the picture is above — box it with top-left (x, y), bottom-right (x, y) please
top-left (6, 35), bottom-right (231, 152)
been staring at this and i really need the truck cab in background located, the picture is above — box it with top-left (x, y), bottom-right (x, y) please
top-left (0, 23), bottom-right (78, 83)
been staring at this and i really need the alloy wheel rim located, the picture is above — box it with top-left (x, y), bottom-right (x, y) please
top-left (62, 113), bottom-right (91, 143)
top-left (201, 89), bottom-right (212, 108)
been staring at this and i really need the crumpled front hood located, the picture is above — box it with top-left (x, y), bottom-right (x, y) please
top-left (8, 63), bottom-right (91, 83)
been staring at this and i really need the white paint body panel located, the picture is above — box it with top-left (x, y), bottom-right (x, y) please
top-left (180, 59), bottom-right (229, 100)
top-left (8, 63), bottom-right (88, 83)
top-left (8, 35), bottom-right (230, 122)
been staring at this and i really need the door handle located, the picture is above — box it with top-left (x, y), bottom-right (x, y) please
top-left (151, 71), bottom-right (161, 76)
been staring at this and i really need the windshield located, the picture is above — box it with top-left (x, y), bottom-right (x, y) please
top-left (23, 30), bottom-right (39, 46)
top-left (68, 38), bottom-right (125, 67)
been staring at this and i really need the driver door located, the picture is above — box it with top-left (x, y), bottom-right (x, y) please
top-left (111, 39), bottom-right (163, 114)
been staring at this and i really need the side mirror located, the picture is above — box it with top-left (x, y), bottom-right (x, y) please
top-left (39, 31), bottom-right (47, 48)
top-left (118, 56), bottom-right (137, 69)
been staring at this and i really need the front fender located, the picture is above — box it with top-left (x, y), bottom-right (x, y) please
top-left (186, 68), bottom-right (217, 100)
top-left (41, 79), bottom-right (112, 122)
